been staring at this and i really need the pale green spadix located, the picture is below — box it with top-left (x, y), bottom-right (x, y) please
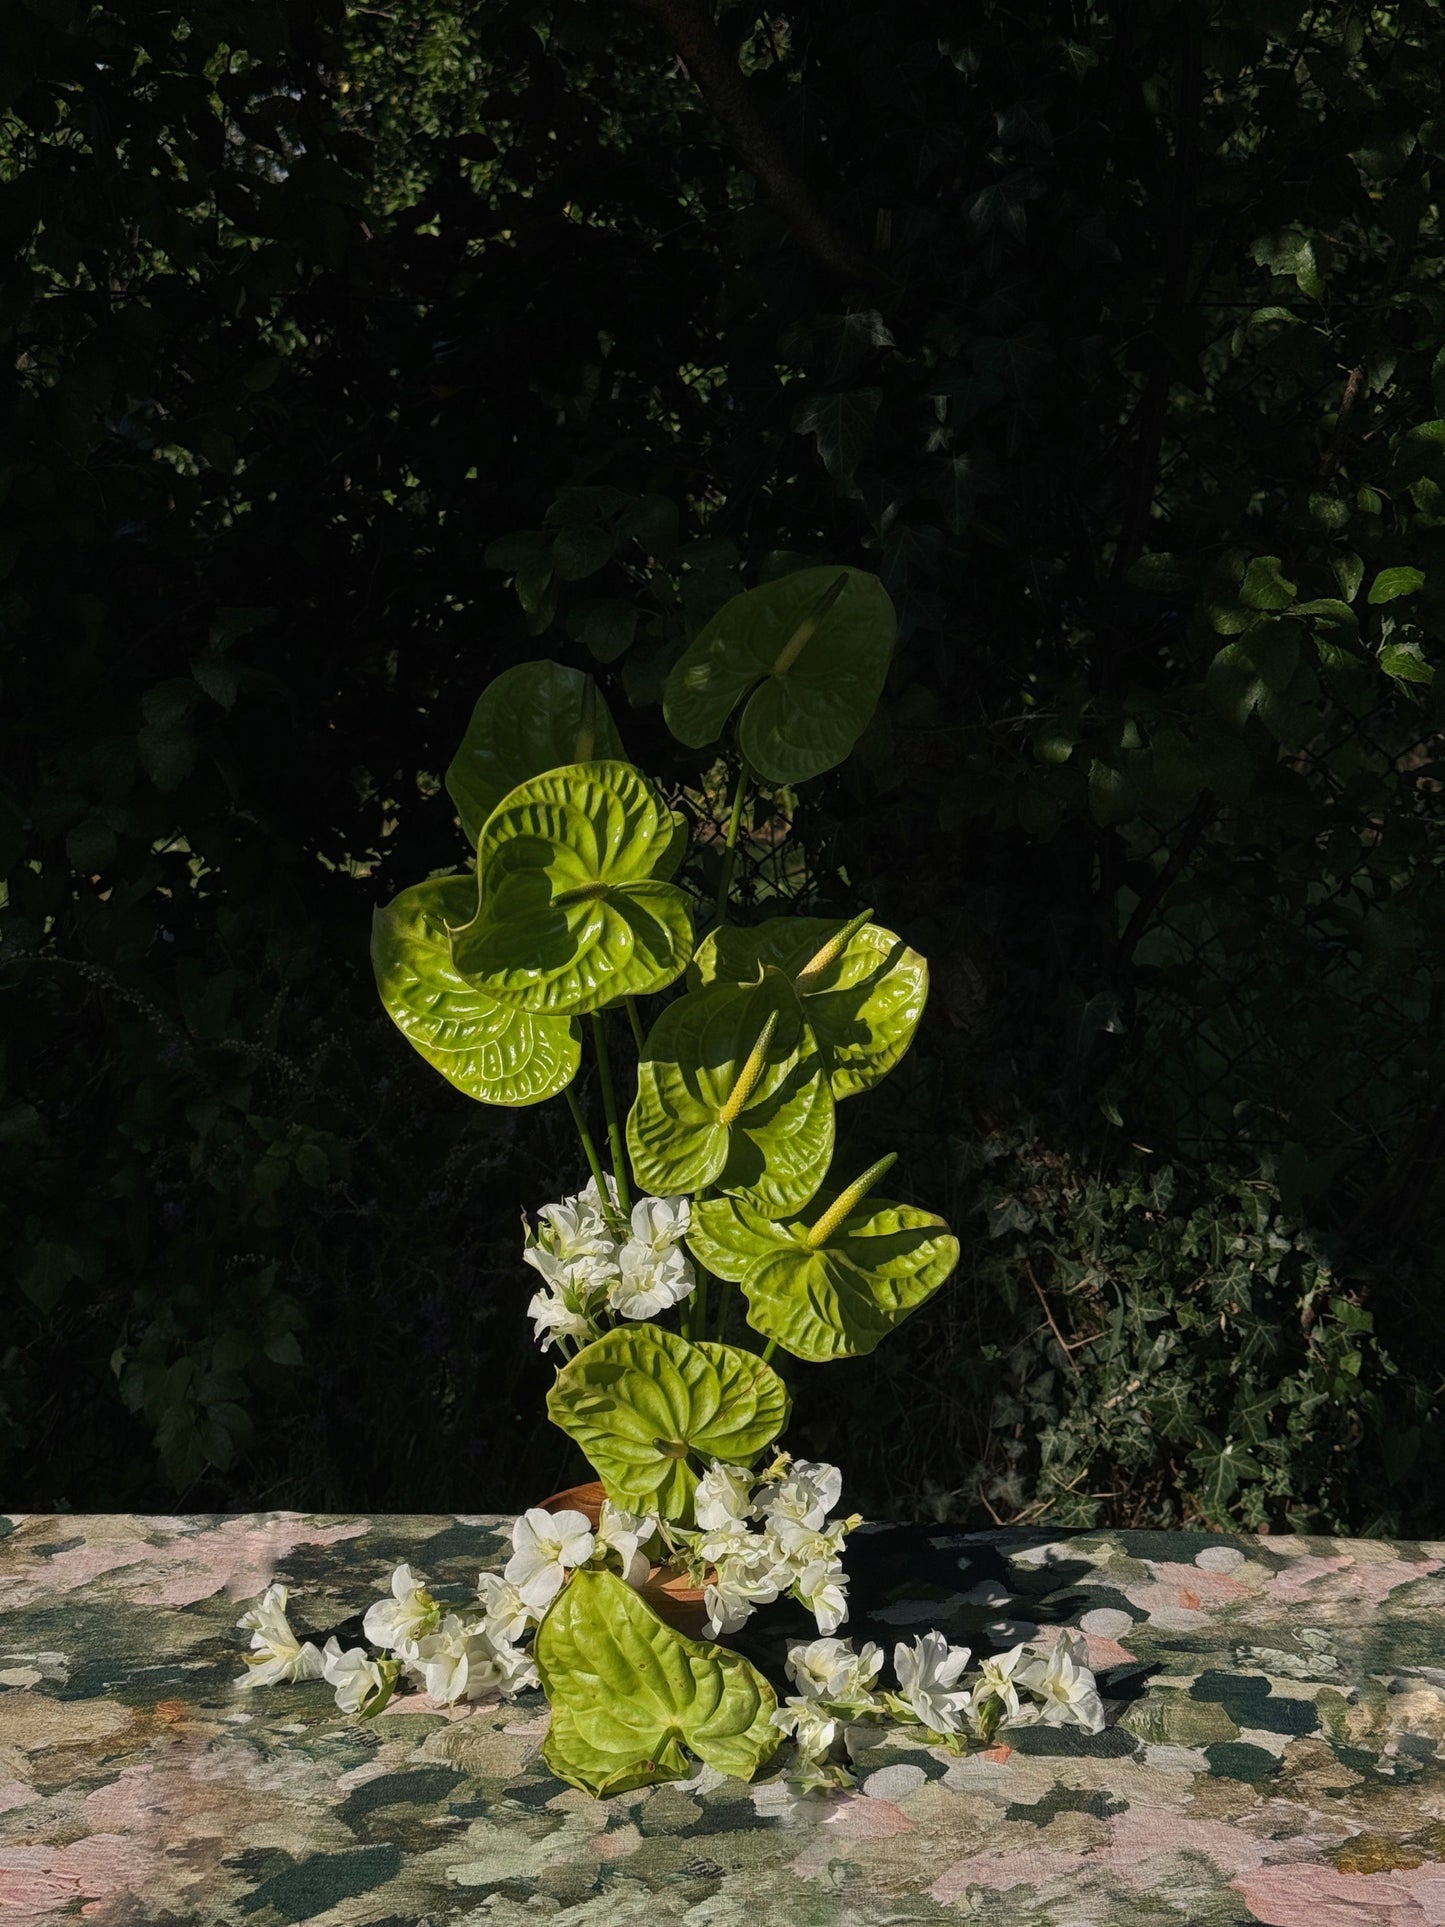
top-left (690, 912), bottom-right (927, 1099)
top-left (662, 565), bottom-right (896, 784)
top-left (687, 1161), bottom-right (959, 1362)
top-left (370, 875), bottom-right (581, 1106)
top-left (626, 968), bottom-right (833, 1213)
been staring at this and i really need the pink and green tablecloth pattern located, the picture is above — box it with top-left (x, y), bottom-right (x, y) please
top-left (1, 1511), bottom-right (1443, 1924)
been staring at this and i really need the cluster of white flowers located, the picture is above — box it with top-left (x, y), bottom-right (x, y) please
top-left (676, 1454), bottom-right (859, 1640)
top-left (232, 1499), bottom-right (659, 1716)
top-left (772, 1628), bottom-right (1107, 1790)
top-left (523, 1177), bottom-right (695, 1350)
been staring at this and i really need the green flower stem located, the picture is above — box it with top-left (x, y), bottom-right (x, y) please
top-left (761, 1335), bottom-right (779, 1364)
top-left (589, 1013), bottom-right (634, 1217)
top-left (625, 995), bottom-right (646, 1056)
top-left (563, 1082), bottom-right (612, 1207)
top-left (714, 761), bottom-right (750, 928)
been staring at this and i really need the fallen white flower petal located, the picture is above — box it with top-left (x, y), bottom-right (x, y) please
top-left (362, 1562), bottom-right (440, 1656)
top-left (234, 1584), bottom-right (325, 1691)
top-left (893, 1630), bottom-right (973, 1734)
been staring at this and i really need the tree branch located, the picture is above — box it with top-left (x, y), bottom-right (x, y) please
top-left (628, 0), bottom-right (872, 280)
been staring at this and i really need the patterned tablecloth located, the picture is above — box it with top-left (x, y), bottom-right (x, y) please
top-left (1, 1512), bottom-right (1443, 1925)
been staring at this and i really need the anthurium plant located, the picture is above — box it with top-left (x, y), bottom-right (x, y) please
top-left (237, 568), bottom-right (1106, 1793)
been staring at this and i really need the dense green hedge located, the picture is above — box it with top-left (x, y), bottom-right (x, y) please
top-left (3, 0), bottom-right (1441, 1527)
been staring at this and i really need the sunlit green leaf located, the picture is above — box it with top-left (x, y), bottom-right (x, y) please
top-left (536, 1567), bottom-right (780, 1796)
top-left (451, 761), bottom-right (693, 1014)
top-left (1367, 565), bottom-right (1426, 605)
top-left (690, 914), bottom-right (928, 1099)
top-left (663, 566), bottom-right (896, 784)
top-left (627, 969), bottom-right (834, 1211)
top-left (371, 876), bottom-right (580, 1105)
top-left (445, 662), bottom-right (626, 847)
top-left (546, 1324), bottom-right (790, 1520)
top-left (689, 1182), bottom-right (958, 1362)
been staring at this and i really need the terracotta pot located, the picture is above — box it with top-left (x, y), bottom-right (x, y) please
top-left (538, 1482), bottom-right (712, 1640)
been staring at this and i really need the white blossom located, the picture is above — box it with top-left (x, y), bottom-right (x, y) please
top-left (234, 1585), bottom-right (325, 1690)
top-left (525, 1280), bottom-right (597, 1352)
top-left (362, 1563), bottom-right (440, 1656)
top-left (754, 1458), bottom-right (842, 1532)
top-left (413, 1615), bottom-right (504, 1705)
top-left (320, 1637), bottom-right (395, 1715)
top-left (1018, 1632), bottom-right (1105, 1733)
top-left (608, 1241), bottom-right (694, 1321)
top-left (771, 1695), bottom-right (840, 1762)
top-left (793, 1559), bottom-right (850, 1636)
top-left (504, 1507), bottom-right (595, 1614)
top-left (693, 1462), bottom-right (756, 1533)
top-left (596, 1500), bottom-right (656, 1588)
top-left (703, 1541), bottom-right (784, 1637)
top-left (476, 1571), bottom-right (533, 1645)
top-left (973, 1641), bottom-right (1029, 1722)
top-left (766, 1515), bottom-right (849, 1575)
top-left (893, 1631), bottom-right (973, 1734)
top-left (786, 1636), bottom-right (883, 1705)
top-left (493, 1633), bottom-right (540, 1697)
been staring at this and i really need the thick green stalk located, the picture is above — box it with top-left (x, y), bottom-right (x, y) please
top-left (761, 1335), bottom-right (779, 1364)
top-left (563, 1082), bottom-right (611, 1204)
top-left (589, 1013), bottom-right (634, 1217)
top-left (714, 761), bottom-right (750, 928)
top-left (625, 995), bottom-right (646, 1055)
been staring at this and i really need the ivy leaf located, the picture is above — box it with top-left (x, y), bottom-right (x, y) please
top-left (445, 661), bottom-right (626, 848)
top-left (1238, 556), bottom-right (1297, 611)
top-left (568, 600), bottom-right (638, 664)
top-left (794, 388), bottom-right (882, 486)
top-left (371, 876), bottom-right (580, 1106)
top-left (690, 913), bottom-right (928, 1099)
top-left (536, 1568), bottom-right (780, 1797)
top-left (546, 1325), bottom-right (791, 1521)
top-left (662, 566), bottom-right (896, 785)
top-left (552, 523), bottom-right (613, 581)
top-left (452, 761), bottom-right (693, 1015)
top-left (1367, 566), bottom-right (1426, 604)
top-left (688, 1182), bottom-right (959, 1363)
top-left (627, 969), bottom-right (834, 1212)
top-left (1380, 641), bottom-right (1434, 685)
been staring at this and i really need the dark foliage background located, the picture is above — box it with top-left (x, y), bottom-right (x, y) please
top-left (4, 0), bottom-right (1443, 1531)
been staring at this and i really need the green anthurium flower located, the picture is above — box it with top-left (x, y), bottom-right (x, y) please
top-left (663, 566), bottom-right (896, 784)
top-left (626, 967), bottom-right (834, 1213)
top-left (370, 875), bottom-right (581, 1106)
top-left (536, 1567), bottom-right (781, 1797)
top-left (546, 1324), bottom-right (790, 1521)
top-left (687, 1154), bottom-right (960, 1362)
top-left (445, 660), bottom-right (626, 848)
top-left (690, 909), bottom-right (928, 1099)
top-left (450, 760), bottom-right (694, 1015)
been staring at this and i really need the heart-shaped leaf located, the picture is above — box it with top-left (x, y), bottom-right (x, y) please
top-left (688, 1162), bottom-right (959, 1362)
top-left (663, 566), bottom-right (896, 784)
top-left (445, 661), bottom-right (626, 847)
top-left (547, 1324), bottom-right (791, 1521)
top-left (451, 761), bottom-right (694, 1015)
top-left (691, 912), bottom-right (928, 1099)
top-left (626, 969), bottom-right (834, 1212)
top-left (536, 1567), bottom-right (780, 1796)
top-left (371, 876), bottom-right (581, 1106)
